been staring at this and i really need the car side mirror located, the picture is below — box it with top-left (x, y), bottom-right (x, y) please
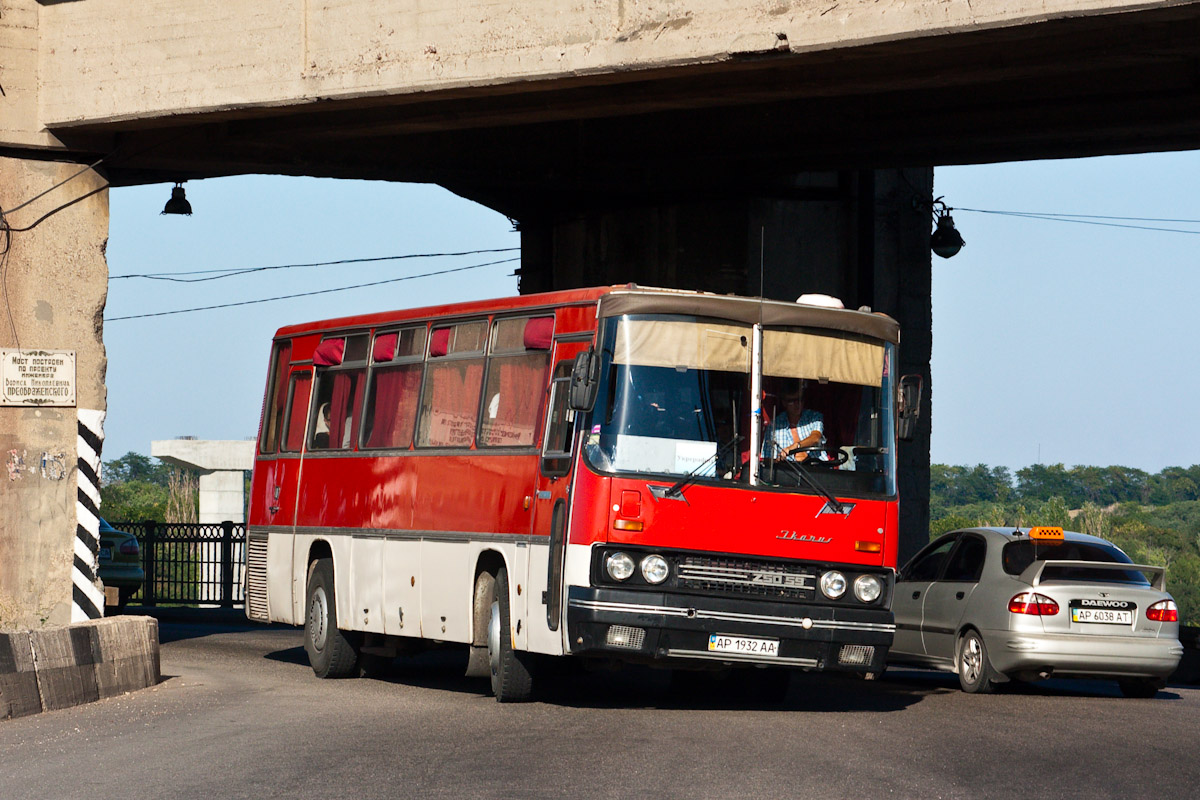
top-left (568, 349), bottom-right (600, 412)
top-left (897, 373), bottom-right (923, 442)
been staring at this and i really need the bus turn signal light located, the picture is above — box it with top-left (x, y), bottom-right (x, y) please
top-left (613, 519), bottom-right (644, 531)
top-left (854, 541), bottom-right (882, 553)
top-left (1009, 592), bottom-right (1059, 616)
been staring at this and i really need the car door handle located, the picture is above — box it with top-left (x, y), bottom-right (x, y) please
top-left (268, 505), bottom-right (280, 513)
top-left (912, 591), bottom-right (921, 599)
top-left (956, 591), bottom-right (965, 600)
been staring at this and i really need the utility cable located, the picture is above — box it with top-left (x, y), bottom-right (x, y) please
top-left (954, 207), bottom-right (1200, 236)
top-left (105, 257), bottom-right (520, 322)
top-left (110, 247), bottom-right (521, 282)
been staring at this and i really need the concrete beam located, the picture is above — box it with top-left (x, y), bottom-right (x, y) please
top-left (151, 439), bottom-right (254, 473)
top-left (33, 1), bottom-right (1177, 130)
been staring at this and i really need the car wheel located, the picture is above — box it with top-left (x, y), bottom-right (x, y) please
top-left (1118, 678), bottom-right (1164, 699)
top-left (487, 565), bottom-right (535, 702)
top-left (304, 558), bottom-right (360, 679)
top-left (957, 630), bottom-right (997, 694)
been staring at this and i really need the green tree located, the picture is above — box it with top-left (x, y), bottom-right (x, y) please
top-left (101, 480), bottom-right (168, 521)
top-left (103, 451), bottom-right (170, 486)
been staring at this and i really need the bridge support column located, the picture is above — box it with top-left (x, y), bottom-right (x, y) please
top-left (517, 168), bottom-right (932, 563)
top-left (0, 155), bottom-right (110, 628)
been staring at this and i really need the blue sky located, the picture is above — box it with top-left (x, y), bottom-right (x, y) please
top-left (102, 152), bottom-right (1200, 473)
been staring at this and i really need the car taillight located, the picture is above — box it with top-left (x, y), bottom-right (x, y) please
top-left (119, 540), bottom-right (140, 556)
top-left (1009, 592), bottom-right (1059, 616)
top-left (1146, 600), bottom-right (1178, 622)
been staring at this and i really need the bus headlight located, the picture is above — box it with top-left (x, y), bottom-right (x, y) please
top-left (820, 571), bottom-right (847, 599)
top-left (854, 574), bottom-right (883, 603)
top-left (640, 554), bottom-right (669, 584)
top-left (606, 552), bottom-right (636, 582)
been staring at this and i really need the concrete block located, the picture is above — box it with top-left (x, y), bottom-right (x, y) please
top-left (0, 617), bottom-right (159, 720)
top-left (29, 625), bottom-right (100, 711)
top-left (0, 631), bottom-right (42, 719)
top-left (88, 616), bottom-right (160, 697)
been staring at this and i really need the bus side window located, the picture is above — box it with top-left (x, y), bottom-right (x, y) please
top-left (281, 372), bottom-right (312, 453)
top-left (416, 321), bottom-right (486, 448)
top-left (479, 317), bottom-right (553, 448)
top-left (362, 326), bottom-right (426, 449)
top-left (541, 361), bottom-right (576, 476)
top-left (259, 340), bottom-right (292, 454)
top-left (309, 334), bottom-right (369, 450)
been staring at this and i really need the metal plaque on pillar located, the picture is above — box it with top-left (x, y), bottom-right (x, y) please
top-left (1, 349), bottom-right (76, 407)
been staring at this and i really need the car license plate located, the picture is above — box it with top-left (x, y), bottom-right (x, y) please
top-left (99, 546), bottom-right (112, 561)
top-left (708, 634), bottom-right (779, 657)
top-left (1071, 607), bottom-right (1133, 625)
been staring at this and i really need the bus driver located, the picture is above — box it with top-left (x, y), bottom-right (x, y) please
top-left (764, 380), bottom-right (825, 463)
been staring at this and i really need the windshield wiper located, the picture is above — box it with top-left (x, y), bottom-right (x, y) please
top-left (662, 435), bottom-right (743, 499)
top-left (769, 442), bottom-right (846, 514)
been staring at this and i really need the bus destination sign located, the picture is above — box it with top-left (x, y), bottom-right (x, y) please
top-left (1, 349), bottom-right (76, 407)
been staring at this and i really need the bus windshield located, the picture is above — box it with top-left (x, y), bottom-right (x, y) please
top-left (583, 314), bottom-right (897, 498)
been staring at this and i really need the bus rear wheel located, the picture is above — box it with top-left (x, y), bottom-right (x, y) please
top-left (304, 558), bottom-right (360, 679)
top-left (487, 565), bottom-right (535, 702)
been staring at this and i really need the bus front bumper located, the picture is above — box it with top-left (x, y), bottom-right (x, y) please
top-left (565, 586), bottom-right (893, 673)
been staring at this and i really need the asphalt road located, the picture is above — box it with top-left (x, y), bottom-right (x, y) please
top-left (2, 615), bottom-right (1197, 800)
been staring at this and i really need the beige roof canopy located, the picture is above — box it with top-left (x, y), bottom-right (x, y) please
top-left (598, 288), bottom-right (900, 345)
top-left (613, 320), bottom-right (886, 387)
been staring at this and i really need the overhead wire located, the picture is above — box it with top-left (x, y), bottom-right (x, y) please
top-left (110, 247), bottom-right (521, 282)
top-left (953, 207), bottom-right (1200, 236)
top-left (105, 256), bottom-right (521, 322)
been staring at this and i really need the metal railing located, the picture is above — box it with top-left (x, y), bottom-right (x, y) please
top-left (112, 520), bottom-right (246, 607)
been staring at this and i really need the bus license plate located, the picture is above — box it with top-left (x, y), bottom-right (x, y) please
top-left (708, 634), bottom-right (779, 657)
top-left (1071, 608), bottom-right (1133, 625)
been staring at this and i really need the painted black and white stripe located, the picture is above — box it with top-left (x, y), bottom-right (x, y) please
top-left (72, 408), bottom-right (105, 621)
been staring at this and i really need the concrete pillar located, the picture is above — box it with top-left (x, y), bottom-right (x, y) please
top-left (517, 168), bottom-right (932, 562)
top-left (0, 156), bottom-right (110, 629)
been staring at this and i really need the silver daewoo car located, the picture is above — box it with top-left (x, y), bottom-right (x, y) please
top-left (889, 526), bottom-right (1183, 697)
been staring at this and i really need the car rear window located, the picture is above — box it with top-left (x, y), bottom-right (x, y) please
top-left (1001, 540), bottom-right (1150, 585)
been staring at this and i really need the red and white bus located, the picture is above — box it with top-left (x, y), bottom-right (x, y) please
top-left (245, 285), bottom-right (919, 700)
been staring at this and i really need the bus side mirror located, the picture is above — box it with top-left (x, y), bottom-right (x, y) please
top-left (569, 349), bottom-right (600, 412)
top-left (897, 373), bottom-right (923, 442)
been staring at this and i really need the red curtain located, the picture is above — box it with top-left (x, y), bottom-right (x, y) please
top-left (422, 360), bottom-right (483, 447)
top-left (481, 354), bottom-right (549, 446)
top-left (283, 374), bottom-right (311, 451)
top-left (313, 338), bottom-right (345, 367)
top-left (365, 365), bottom-right (421, 448)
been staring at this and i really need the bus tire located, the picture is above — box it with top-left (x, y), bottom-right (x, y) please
top-left (304, 557), bottom-right (360, 679)
top-left (488, 565), bottom-right (534, 702)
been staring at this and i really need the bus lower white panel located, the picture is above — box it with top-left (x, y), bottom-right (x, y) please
top-left (560, 543), bottom-right (594, 653)
top-left (523, 542), bottom-right (564, 656)
top-left (381, 539), bottom-right (421, 637)
top-left (350, 537), bottom-right (384, 634)
top-left (266, 532), bottom-right (296, 625)
top-left (563, 543), bottom-right (593, 588)
top-left (419, 540), bottom-right (472, 642)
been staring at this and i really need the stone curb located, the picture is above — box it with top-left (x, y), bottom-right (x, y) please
top-left (0, 616), bottom-right (160, 720)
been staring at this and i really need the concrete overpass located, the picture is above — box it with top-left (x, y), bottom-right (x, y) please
top-left (3, 0), bottom-right (1200, 627)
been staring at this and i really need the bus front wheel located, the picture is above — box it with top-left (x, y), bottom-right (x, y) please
top-left (304, 557), bottom-right (360, 679)
top-left (487, 565), bottom-right (535, 702)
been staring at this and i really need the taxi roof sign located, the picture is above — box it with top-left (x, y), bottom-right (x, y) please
top-left (1028, 526), bottom-right (1064, 541)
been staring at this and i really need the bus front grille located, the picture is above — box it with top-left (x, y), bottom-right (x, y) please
top-left (245, 532), bottom-right (269, 621)
top-left (676, 556), bottom-right (816, 601)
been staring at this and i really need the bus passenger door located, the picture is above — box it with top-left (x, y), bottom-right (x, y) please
top-left (526, 342), bottom-right (589, 654)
